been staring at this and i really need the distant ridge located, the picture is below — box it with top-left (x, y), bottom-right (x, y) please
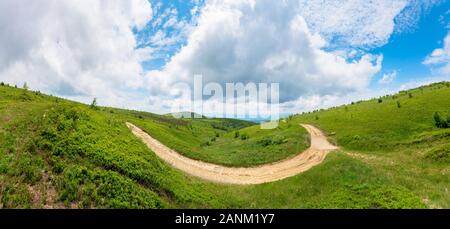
top-left (166, 111), bottom-right (207, 119)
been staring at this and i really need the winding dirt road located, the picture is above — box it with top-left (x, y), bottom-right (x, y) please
top-left (126, 122), bottom-right (338, 185)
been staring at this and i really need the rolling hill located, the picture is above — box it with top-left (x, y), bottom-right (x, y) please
top-left (0, 81), bottom-right (448, 209)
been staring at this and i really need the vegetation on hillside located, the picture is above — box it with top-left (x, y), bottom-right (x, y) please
top-left (1, 82), bottom-right (448, 209)
top-left (293, 82), bottom-right (450, 207)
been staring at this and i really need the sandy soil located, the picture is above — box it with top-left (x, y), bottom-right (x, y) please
top-left (126, 122), bottom-right (338, 185)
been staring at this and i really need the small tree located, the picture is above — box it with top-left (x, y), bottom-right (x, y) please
top-left (397, 101), bottom-right (401, 108)
top-left (408, 93), bottom-right (413, 98)
top-left (90, 98), bottom-right (98, 110)
top-left (0, 82), bottom-right (4, 86)
top-left (234, 131), bottom-right (240, 138)
top-left (378, 98), bottom-right (383, 103)
top-left (23, 82), bottom-right (29, 90)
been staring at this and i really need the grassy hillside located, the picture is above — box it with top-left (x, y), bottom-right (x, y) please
top-left (1, 82), bottom-right (448, 209)
top-left (133, 117), bottom-right (309, 167)
top-left (294, 82), bottom-right (450, 207)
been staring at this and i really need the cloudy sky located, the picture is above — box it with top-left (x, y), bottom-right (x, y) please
top-left (0, 0), bottom-right (449, 117)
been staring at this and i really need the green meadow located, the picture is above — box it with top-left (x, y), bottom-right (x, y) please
top-left (0, 81), bottom-right (448, 209)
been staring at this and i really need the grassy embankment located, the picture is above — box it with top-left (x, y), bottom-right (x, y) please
top-left (1, 82), bottom-right (449, 208)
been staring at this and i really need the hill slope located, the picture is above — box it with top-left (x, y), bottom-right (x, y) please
top-left (1, 82), bottom-right (449, 208)
top-left (294, 82), bottom-right (450, 207)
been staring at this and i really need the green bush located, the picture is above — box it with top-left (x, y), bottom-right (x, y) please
top-left (16, 153), bottom-right (43, 184)
top-left (257, 137), bottom-right (286, 146)
top-left (434, 112), bottom-right (449, 128)
top-left (272, 136), bottom-right (287, 145)
top-left (257, 138), bottom-right (272, 147)
top-left (54, 165), bottom-right (165, 209)
top-left (240, 133), bottom-right (249, 140)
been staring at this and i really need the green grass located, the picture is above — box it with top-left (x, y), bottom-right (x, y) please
top-left (292, 82), bottom-right (450, 208)
top-left (293, 82), bottom-right (450, 151)
top-left (1, 82), bottom-right (448, 209)
top-left (133, 117), bottom-right (309, 167)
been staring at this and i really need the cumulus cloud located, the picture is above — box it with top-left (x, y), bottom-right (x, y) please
top-left (0, 0), bottom-right (152, 107)
top-left (145, 0), bottom-right (408, 104)
top-left (423, 31), bottom-right (450, 73)
top-left (379, 71), bottom-right (397, 84)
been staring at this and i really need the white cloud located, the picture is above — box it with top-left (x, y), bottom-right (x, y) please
top-left (297, 0), bottom-right (409, 48)
top-left (424, 31), bottom-right (450, 73)
top-left (145, 0), bottom-right (397, 104)
top-left (379, 71), bottom-right (397, 84)
top-left (0, 0), bottom-right (152, 107)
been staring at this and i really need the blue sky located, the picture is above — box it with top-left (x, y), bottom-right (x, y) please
top-left (136, 0), bottom-right (204, 71)
top-left (371, 1), bottom-right (450, 89)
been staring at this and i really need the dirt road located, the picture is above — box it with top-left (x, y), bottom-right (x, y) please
top-left (126, 122), bottom-right (338, 185)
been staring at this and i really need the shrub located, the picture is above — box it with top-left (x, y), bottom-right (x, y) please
top-left (0, 82), bottom-right (4, 86)
top-left (19, 93), bottom-right (32, 101)
top-left (434, 112), bottom-right (448, 128)
top-left (315, 116), bottom-right (319, 120)
top-left (234, 131), bottom-right (240, 138)
top-left (272, 136), bottom-right (287, 145)
top-left (257, 138), bottom-right (272, 147)
top-left (17, 153), bottom-right (43, 184)
top-left (433, 112), bottom-right (442, 127)
top-left (378, 98), bottom-right (383, 103)
top-left (396, 101), bottom-right (401, 108)
top-left (408, 93), bottom-right (413, 98)
top-left (240, 133), bottom-right (249, 140)
top-left (257, 137), bottom-right (286, 146)
top-left (25, 140), bottom-right (37, 153)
